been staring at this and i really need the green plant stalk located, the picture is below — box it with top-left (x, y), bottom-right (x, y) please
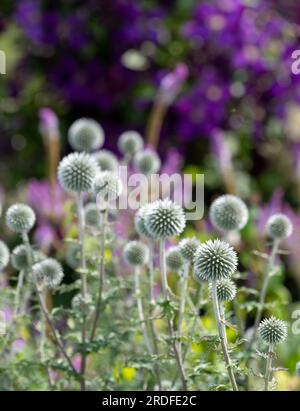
top-left (177, 264), bottom-right (189, 353)
top-left (211, 280), bottom-right (238, 391)
top-left (249, 239), bottom-right (280, 348)
top-left (147, 241), bottom-right (163, 390)
top-left (90, 209), bottom-right (107, 341)
top-left (159, 239), bottom-right (187, 390)
top-left (22, 232), bottom-right (77, 375)
top-left (76, 192), bottom-right (88, 391)
top-left (264, 343), bottom-right (274, 391)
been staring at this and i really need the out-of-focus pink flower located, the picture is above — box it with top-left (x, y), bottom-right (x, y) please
top-left (39, 108), bottom-right (60, 139)
top-left (34, 224), bottom-right (59, 251)
top-left (158, 64), bottom-right (189, 105)
top-left (72, 353), bottom-right (81, 373)
top-left (11, 339), bottom-right (26, 354)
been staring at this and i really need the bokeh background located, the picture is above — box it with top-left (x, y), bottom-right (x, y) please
top-left (1, 0), bottom-right (300, 390)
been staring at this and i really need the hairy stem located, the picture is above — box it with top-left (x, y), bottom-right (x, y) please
top-left (159, 239), bottom-right (187, 390)
top-left (177, 264), bottom-right (189, 352)
top-left (211, 281), bottom-right (238, 391)
top-left (264, 343), bottom-right (274, 391)
top-left (90, 210), bottom-right (107, 341)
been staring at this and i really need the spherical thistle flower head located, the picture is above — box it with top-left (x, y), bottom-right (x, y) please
top-left (209, 278), bottom-right (237, 302)
top-left (93, 171), bottom-right (122, 203)
top-left (133, 149), bottom-right (161, 176)
top-left (0, 241), bottom-right (9, 270)
top-left (266, 213), bottom-right (293, 240)
top-left (58, 152), bottom-right (99, 193)
top-left (33, 258), bottom-right (64, 290)
top-left (11, 244), bottom-right (44, 271)
top-left (84, 203), bottom-right (101, 227)
top-left (123, 241), bottom-right (149, 266)
top-left (258, 316), bottom-right (288, 345)
top-left (209, 195), bottom-right (248, 232)
top-left (194, 239), bottom-right (238, 282)
top-left (118, 131), bottom-right (143, 156)
top-left (72, 293), bottom-right (92, 315)
top-left (68, 118), bottom-right (104, 152)
top-left (66, 243), bottom-right (80, 270)
top-left (93, 149), bottom-right (119, 172)
top-left (166, 247), bottom-right (184, 272)
top-left (134, 204), bottom-right (154, 239)
top-left (145, 199), bottom-right (186, 240)
top-left (6, 203), bottom-right (36, 234)
top-left (178, 237), bottom-right (200, 263)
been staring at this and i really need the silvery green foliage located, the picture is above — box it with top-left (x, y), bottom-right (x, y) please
top-left (296, 362), bottom-right (300, 376)
top-left (58, 152), bottom-right (99, 193)
top-left (6, 203), bottom-right (36, 234)
top-left (166, 247), bottom-right (184, 272)
top-left (178, 237), bottom-right (200, 262)
top-left (194, 239), bottom-right (238, 282)
top-left (66, 243), bottom-right (80, 270)
top-left (209, 195), bottom-right (248, 232)
top-left (258, 316), bottom-right (288, 345)
top-left (33, 258), bottom-right (64, 290)
top-left (123, 241), bottom-right (149, 266)
top-left (118, 131), bottom-right (143, 156)
top-left (209, 278), bottom-right (237, 302)
top-left (93, 171), bottom-right (122, 202)
top-left (145, 199), bottom-right (186, 240)
top-left (72, 293), bottom-right (92, 315)
top-left (133, 149), bottom-right (161, 175)
top-left (68, 118), bottom-right (104, 152)
top-left (0, 240), bottom-right (9, 270)
top-left (134, 204), bottom-right (153, 239)
top-left (266, 213), bottom-right (293, 240)
top-left (11, 245), bottom-right (44, 271)
top-left (93, 149), bottom-right (119, 172)
top-left (84, 203), bottom-right (101, 227)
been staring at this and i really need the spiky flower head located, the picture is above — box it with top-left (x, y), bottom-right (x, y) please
top-left (6, 204), bottom-right (36, 234)
top-left (72, 293), bottom-right (92, 314)
top-left (58, 152), bottom-right (99, 193)
top-left (123, 241), bottom-right (149, 266)
top-left (133, 149), bottom-right (161, 176)
top-left (178, 237), bottom-right (200, 263)
top-left (93, 171), bottom-right (122, 204)
top-left (194, 239), bottom-right (238, 282)
top-left (0, 241), bottom-right (9, 270)
top-left (33, 258), bottom-right (64, 290)
top-left (266, 214), bottom-right (293, 240)
top-left (166, 247), bottom-right (184, 272)
top-left (93, 149), bottom-right (119, 172)
top-left (84, 203), bottom-right (101, 227)
top-left (68, 118), bottom-right (104, 152)
top-left (118, 131), bottom-right (143, 156)
top-left (145, 199), bottom-right (186, 240)
top-left (209, 195), bottom-right (248, 232)
top-left (209, 278), bottom-right (237, 302)
top-left (11, 245), bottom-right (44, 271)
top-left (258, 316), bottom-right (288, 345)
top-left (134, 204), bottom-right (154, 239)
top-left (66, 243), bottom-right (80, 270)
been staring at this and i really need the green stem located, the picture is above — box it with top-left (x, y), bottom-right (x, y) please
top-left (177, 264), bottom-right (189, 352)
top-left (264, 343), bottom-right (274, 391)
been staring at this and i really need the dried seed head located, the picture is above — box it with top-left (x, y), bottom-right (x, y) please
top-left (209, 195), bottom-right (248, 232)
top-left (68, 118), bottom-right (104, 152)
top-left (178, 237), bottom-right (200, 263)
top-left (123, 241), bottom-right (149, 266)
top-left (258, 316), bottom-right (288, 345)
top-left (6, 204), bottom-right (36, 234)
top-left (266, 214), bottom-right (293, 240)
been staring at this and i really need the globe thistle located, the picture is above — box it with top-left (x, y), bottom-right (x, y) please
top-left (134, 204), bottom-right (153, 239)
top-left (93, 171), bottom-right (122, 203)
top-left (296, 362), bottom-right (300, 376)
top-left (209, 278), bottom-right (237, 302)
top-left (166, 247), bottom-right (184, 272)
top-left (72, 293), bottom-right (92, 314)
top-left (0, 241), bottom-right (9, 270)
top-left (93, 149), bottom-right (119, 172)
top-left (194, 239), bottom-right (238, 282)
top-left (68, 118), bottom-right (104, 152)
top-left (66, 243), bottom-right (80, 270)
top-left (178, 237), bottom-right (200, 263)
top-left (209, 195), bottom-right (248, 232)
top-left (145, 199), bottom-right (186, 240)
top-left (123, 241), bottom-right (149, 266)
top-left (6, 204), bottom-right (36, 234)
top-left (11, 245), bottom-right (44, 271)
top-left (33, 258), bottom-right (64, 290)
top-left (58, 152), bottom-right (99, 193)
top-left (266, 214), bottom-right (293, 240)
top-left (118, 131), bottom-right (143, 156)
top-left (133, 149), bottom-right (161, 175)
top-left (84, 203), bottom-right (101, 227)
top-left (258, 316), bottom-right (288, 345)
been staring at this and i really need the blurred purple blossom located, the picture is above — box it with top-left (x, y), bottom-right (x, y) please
top-left (158, 64), bottom-right (189, 105)
top-left (39, 108), bottom-right (60, 139)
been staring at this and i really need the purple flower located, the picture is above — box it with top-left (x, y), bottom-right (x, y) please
top-left (158, 64), bottom-right (189, 105)
top-left (39, 108), bottom-right (59, 138)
